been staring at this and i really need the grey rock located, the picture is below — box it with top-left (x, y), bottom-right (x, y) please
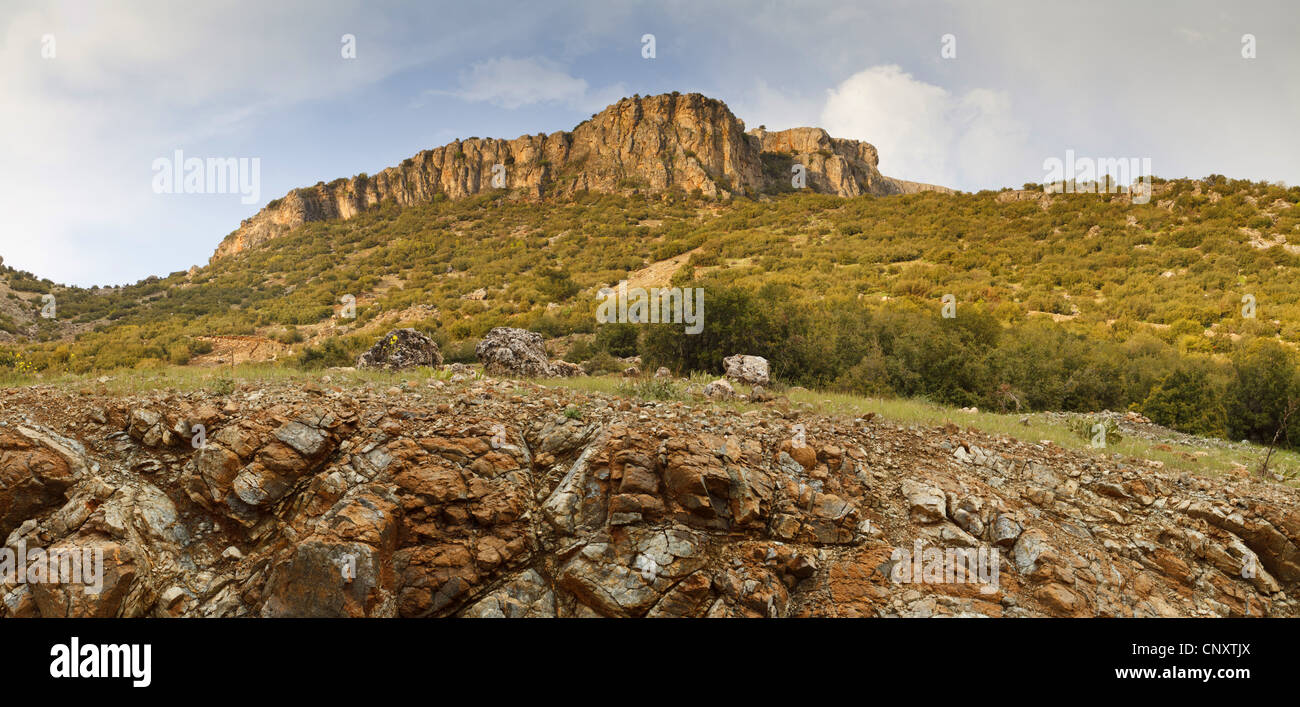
top-left (475, 327), bottom-right (553, 378)
top-left (356, 328), bottom-right (442, 370)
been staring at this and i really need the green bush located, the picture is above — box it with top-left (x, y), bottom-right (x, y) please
top-left (1140, 365), bottom-right (1229, 438)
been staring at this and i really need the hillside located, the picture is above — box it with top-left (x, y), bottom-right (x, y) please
top-left (2, 369), bottom-right (1297, 617)
top-left (3, 95), bottom-right (1300, 456)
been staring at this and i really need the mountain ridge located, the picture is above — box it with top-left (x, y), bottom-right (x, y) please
top-left (211, 92), bottom-right (950, 262)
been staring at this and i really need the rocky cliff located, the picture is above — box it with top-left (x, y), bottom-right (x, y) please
top-left (211, 93), bottom-right (950, 261)
top-left (2, 374), bottom-right (1295, 618)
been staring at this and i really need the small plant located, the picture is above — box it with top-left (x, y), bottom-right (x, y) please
top-left (616, 378), bottom-right (683, 401)
top-left (564, 406), bottom-right (582, 420)
top-left (581, 351), bottom-right (624, 376)
top-left (211, 376), bottom-right (236, 395)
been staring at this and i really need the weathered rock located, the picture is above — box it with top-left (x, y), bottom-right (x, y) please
top-left (703, 379), bottom-right (734, 400)
top-left (261, 485), bottom-right (400, 617)
top-left (723, 354), bottom-right (770, 386)
top-left (992, 515), bottom-right (1023, 548)
top-left (356, 328), bottom-right (442, 370)
top-left (128, 409), bottom-right (167, 447)
top-left (2, 375), bottom-right (1300, 620)
top-left (558, 526), bottom-right (707, 617)
top-left (549, 360), bottom-right (585, 377)
top-left (28, 537), bottom-right (145, 618)
top-left (0, 429), bottom-right (75, 538)
top-left (900, 479), bottom-right (947, 524)
top-left (1013, 529), bottom-right (1052, 576)
top-left (461, 569), bottom-right (555, 618)
top-left (475, 327), bottom-right (553, 378)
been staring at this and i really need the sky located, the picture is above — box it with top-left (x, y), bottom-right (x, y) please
top-left (1, 0), bottom-right (1297, 287)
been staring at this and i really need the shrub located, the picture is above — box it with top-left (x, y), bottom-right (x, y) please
top-left (594, 322), bottom-right (639, 357)
top-left (1140, 365), bottom-right (1229, 437)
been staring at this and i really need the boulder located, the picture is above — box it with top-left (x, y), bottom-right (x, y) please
top-left (549, 360), bottom-right (585, 377)
top-left (723, 354), bottom-right (770, 386)
top-left (900, 479), bottom-right (947, 524)
top-left (356, 329), bottom-right (442, 370)
top-left (702, 379), bottom-right (735, 400)
top-left (475, 327), bottom-right (553, 378)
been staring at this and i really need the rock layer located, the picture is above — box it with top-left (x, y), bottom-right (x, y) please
top-left (4, 378), bottom-right (1293, 618)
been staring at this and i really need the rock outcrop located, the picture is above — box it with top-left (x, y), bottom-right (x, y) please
top-left (210, 93), bottom-right (951, 261)
top-left (5, 377), bottom-right (1294, 618)
top-left (474, 327), bottom-right (582, 379)
top-left (356, 329), bottom-right (442, 370)
top-left (475, 327), bottom-right (554, 378)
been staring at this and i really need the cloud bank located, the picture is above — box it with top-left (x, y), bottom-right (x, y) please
top-left (820, 65), bottom-right (1029, 189)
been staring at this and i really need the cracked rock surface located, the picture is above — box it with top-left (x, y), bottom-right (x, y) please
top-left (2, 376), bottom-right (1297, 618)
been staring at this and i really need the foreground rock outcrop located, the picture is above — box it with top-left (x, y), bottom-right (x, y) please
top-left (211, 93), bottom-right (951, 261)
top-left (2, 377), bottom-right (1297, 618)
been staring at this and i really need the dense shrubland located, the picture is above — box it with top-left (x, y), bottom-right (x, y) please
top-left (634, 277), bottom-right (1300, 447)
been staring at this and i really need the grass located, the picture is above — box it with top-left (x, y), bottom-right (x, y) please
top-left (4, 363), bottom-right (1297, 486)
top-left (543, 374), bottom-right (1300, 485)
top-left (0, 363), bottom-right (456, 395)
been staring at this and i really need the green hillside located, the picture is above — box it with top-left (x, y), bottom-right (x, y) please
top-left (4, 176), bottom-right (1300, 447)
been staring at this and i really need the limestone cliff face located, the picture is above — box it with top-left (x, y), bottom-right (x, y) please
top-left (211, 93), bottom-right (950, 261)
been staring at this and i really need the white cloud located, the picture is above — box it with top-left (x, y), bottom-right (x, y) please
top-left (0, 1), bottom-right (555, 285)
top-left (441, 56), bottom-right (625, 113)
top-left (454, 57), bottom-right (589, 109)
top-left (819, 65), bottom-right (1029, 190)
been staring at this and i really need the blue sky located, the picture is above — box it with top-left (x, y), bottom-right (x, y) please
top-left (2, 0), bottom-right (1298, 286)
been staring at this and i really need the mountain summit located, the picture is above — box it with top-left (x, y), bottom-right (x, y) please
top-left (211, 92), bottom-right (949, 261)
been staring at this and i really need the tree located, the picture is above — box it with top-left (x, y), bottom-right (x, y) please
top-left (641, 281), bottom-right (777, 375)
top-left (595, 322), bottom-right (639, 357)
top-left (1228, 338), bottom-right (1300, 444)
top-left (1140, 366), bottom-right (1229, 438)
